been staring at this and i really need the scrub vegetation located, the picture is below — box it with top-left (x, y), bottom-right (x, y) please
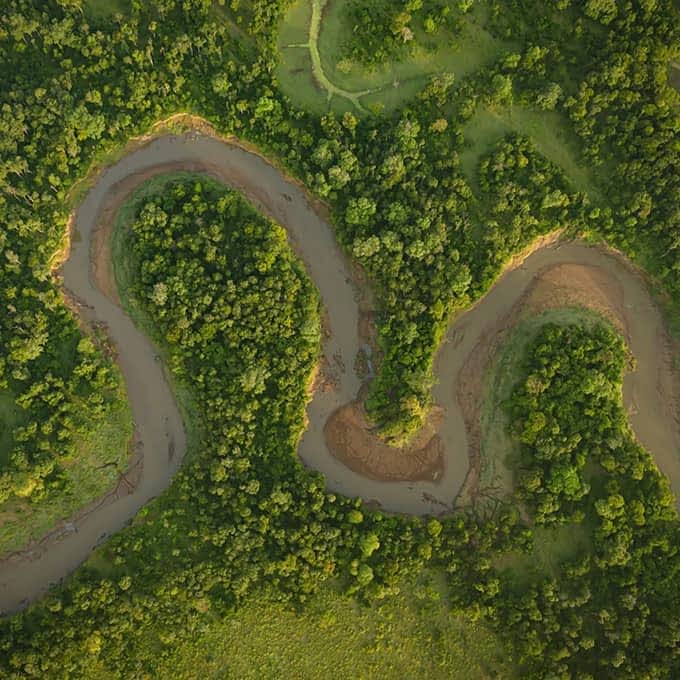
top-left (154, 577), bottom-right (509, 680)
top-left (0, 0), bottom-right (679, 678)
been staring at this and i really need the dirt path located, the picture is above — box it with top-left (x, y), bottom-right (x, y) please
top-left (283, 0), bottom-right (379, 112)
top-left (1, 131), bottom-right (678, 613)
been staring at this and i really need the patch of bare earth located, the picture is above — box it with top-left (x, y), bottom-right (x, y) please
top-left (324, 390), bottom-right (444, 482)
top-left (520, 263), bottom-right (627, 334)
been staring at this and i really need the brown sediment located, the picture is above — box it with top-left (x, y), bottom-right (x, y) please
top-left (324, 388), bottom-right (444, 483)
top-left (519, 263), bottom-right (627, 333)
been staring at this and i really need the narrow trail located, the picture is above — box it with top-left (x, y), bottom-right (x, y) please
top-left (284, 0), bottom-right (380, 112)
top-left (0, 131), bottom-right (678, 614)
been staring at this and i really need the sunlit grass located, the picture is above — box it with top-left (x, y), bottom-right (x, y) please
top-left (277, 0), bottom-right (508, 115)
top-left (317, 0), bottom-right (506, 107)
top-left (155, 575), bottom-right (513, 680)
top-left (460, 104), bottom-right (602, 201)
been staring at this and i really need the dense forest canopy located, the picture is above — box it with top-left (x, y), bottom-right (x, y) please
top-left (0, 0), bottom-right (679, 677)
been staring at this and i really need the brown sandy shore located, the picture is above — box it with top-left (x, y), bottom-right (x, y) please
top-left (1, 128), bottom-right (679, 613)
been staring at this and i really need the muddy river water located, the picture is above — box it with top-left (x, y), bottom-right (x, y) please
top-left (1, 132), bottom-right (678, 612)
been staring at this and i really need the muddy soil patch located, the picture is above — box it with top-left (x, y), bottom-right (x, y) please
top-left (325, 393), bottom-right (444, 483)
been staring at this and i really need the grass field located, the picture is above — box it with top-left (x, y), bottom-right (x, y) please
top-left (0, 391), bottom-right (22, 469)
top-left (0, 381), bottom-right (132, 556)
top-left (669, 62), bottom-right (680, 92)
top-left (317, 0), bottom-right (504, 97)
top-left (276, 0), bottom-right (508, 115)
top-left (153, 575), bottom-right (513, 680)
top-left (277, 34), bottom-right (331, 115)
top-left (459, 105), bottom-right (601, 199)
top-left (277, 0), bottom-right (375, 114)
top-left (84, 0), bottom-right (129, 21)
top-left (277, 0), bottom-right (312, 46)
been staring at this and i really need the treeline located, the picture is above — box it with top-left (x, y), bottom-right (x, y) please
top-left (563, 7), bottom-right (680, 304)
top-left (479, 0), bottom-right (680, 307)
top-left (494, 323), bottom-right (680, 677)
top-left (473, 134), bottom-right (590, 292)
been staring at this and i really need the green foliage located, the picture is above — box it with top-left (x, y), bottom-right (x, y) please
top-left (496, 321), bottom-right (680, 678)
top-left (472, 135), bottom-right (590, 293)
top-left (340, 0), bottom-right (472, 67)
top-left (508, 323), bottom-right (629, 524)
top-left (0, 380), bottom-right (131, 556)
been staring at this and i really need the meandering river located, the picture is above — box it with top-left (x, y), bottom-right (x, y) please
top-left (0, 131), bottom-right (678, 613)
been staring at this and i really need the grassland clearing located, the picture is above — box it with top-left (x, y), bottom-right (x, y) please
top-left (495, 522), bottom-right (593, 588)
top-left (0, 392), bottom-right (23, 470)
top-left (156, 574), bottom-right (513, 680)
top-left (459, 105), bottom-right (600, 200)
top-left (277, 0), bottom-right (376, 114)
top-left (669, 61), bottom-right (680, 92)
top-left (277, 0), bottom-right (507, 114)
top-left (317, 0), bottom-right (505, 95)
